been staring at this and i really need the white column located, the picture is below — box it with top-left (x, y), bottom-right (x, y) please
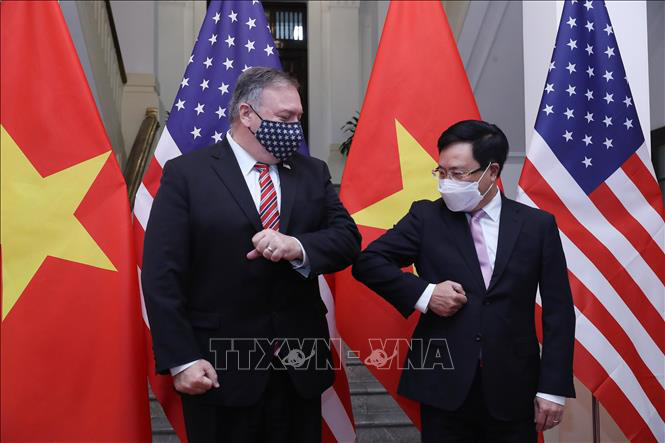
top-left (110, 1), bottom-right (161, 150)
top-left (155, 0), bottom-right (206, 121)
top-left (110, 1), bottom-right (156, 75)
top-left (308, 1), bottom-right (362, 183)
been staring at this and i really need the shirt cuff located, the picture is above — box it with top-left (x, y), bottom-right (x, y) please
top-left (169, 360), bottom-right (199, 376)
top-left (290, 237), bottom-right (310, 277)
top-left (414, 284), bottom-right (435, 313)
top-left (536, 392), bottom-right (566, 406)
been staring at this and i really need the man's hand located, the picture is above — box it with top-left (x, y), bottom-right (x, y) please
top-left (173, 359), bottom-right (220, 395)
top-left (427, 280), bottom-right (467, 317)
top-left (534, 396), bottom-right (564, 432)
top-left (246, 229), bottom-right (303, 262)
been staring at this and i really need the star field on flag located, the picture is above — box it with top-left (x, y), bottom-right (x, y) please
top-left (535, 0), bottom-right (642, 194)
top-left (166, 1), bottom-right (280, 155)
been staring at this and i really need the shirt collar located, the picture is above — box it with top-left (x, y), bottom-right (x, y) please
top-left (226, 130), bottom-right (259, 177)
top-left (481, 188), bottom-right (502, 222)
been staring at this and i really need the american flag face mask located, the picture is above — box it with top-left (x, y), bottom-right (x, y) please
top-left (249, 105), bottom-right (304, 161)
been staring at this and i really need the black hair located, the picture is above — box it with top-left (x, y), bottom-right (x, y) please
top-left (437, 120), bottom-right (509, 175)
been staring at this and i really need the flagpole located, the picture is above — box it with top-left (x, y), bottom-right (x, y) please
top-left (592, 396), bottom-right (600, 443)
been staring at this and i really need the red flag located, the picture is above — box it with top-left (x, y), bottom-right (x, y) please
top-left (336, 0), bottom-right (480, 427)
top-left (1, 1), bottom-right (151, 440)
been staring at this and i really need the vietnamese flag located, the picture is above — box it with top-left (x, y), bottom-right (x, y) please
top-left (1, 1), bottom-right (151, 441)
top-left (335, 0), bottom-right (480, 428)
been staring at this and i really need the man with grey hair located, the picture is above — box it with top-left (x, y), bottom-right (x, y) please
top-left (142, 67), bottom-right (361, 442)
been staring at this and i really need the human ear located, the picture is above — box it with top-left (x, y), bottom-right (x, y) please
top-left (489, 162), bottom-right (500, 180)
top-left (238, 103), bottom-right (254, 127)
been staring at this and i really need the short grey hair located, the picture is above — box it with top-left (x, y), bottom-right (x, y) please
top-left (229, 67), bottom-right (299, 121)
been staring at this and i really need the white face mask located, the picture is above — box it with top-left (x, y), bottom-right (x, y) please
top-left (438, 164), bottom-right (494, 212)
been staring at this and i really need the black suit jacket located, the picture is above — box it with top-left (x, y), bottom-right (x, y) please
top-left (142, 139), bottom-right (361, 407)
top-left (352, 195), bottom-right (575, 420)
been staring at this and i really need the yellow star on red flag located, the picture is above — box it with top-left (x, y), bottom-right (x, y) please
top-left (352, 119), bottom-right (439, 230)
top-left (0, 125), bottom-right (115, 320)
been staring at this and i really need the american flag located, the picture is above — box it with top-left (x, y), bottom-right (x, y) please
top-left (132, 1), bottom-right (355, 441)
top-left (516, 1), bottom-right (664, 441)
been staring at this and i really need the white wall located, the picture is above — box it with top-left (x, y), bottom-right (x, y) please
top-left (109, 1), bottom-right (161, 150)
top-left (110, 1), bottom-right (156, 75)
top-left (358, 1), bottom-right (389, 96)
top-left (61, 0), bottom-right (127, 165)
top-left (457, 0), bottom-right (525, 198)
top-left (308, 1), bottom-right (367, 181)
top-left (311, 0), bottom-right (528, 193)
top-left (155, 1), bottom-right (206, 121)
top-left (109, 0), bottom-right (207, 122)
top-left (60, 1), bottom-right (103, 122)
top-left (109, 0), bottom-right (207, 145)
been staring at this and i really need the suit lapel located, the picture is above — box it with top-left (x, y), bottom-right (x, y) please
top-left (439, 204), bottom-right (486, 292)
top-left (209, 140), bottom-right (263, 232)
top-left (487, 196), bottom-right (523, 292)
top-left (277, 160), bottom-right (298, 233)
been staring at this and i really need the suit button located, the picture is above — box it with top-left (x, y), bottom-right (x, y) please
top-left (483, 300), bottom-right (491, 305)
top-left (475, 334), bottom-right (482, 342)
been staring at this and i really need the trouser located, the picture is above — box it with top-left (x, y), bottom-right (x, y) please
top-left (420, 365), bottom-right (537, 443)
top-left (181, 366), bottom-right (322, 443)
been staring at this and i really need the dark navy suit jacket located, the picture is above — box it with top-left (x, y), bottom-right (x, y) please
top-left (142, 139), bottom-right (361, 407)
top-left (352, 195), bottom-right (575, 420)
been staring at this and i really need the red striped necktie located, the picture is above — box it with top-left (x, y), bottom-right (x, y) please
top-left (255, 162), bottom-right (280, 231)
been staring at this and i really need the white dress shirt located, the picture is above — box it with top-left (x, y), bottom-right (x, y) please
top-left (226, 131), bottom-right (310, 273)
top-left (414, 190), bottom-right (565, 405)
top-left (169, 131), bottom-right (309, 376)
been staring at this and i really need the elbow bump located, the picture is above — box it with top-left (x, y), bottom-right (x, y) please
top-left (351, 260), bottom-right (364, 280)
top-left (351, 252), bottom-right (371, 279)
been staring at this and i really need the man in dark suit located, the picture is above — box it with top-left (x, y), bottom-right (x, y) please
top-left (142, 67), bottom-right (361, 442)
top-left (352, 120), bottom-right (575, 442)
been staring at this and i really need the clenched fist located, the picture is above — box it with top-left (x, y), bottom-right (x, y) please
top-left (246, 229), bottom-right (303, 262)
top-left (173, 359), bottom-right (220, 395)
top-left (428, 280), bottom-right (467, 317)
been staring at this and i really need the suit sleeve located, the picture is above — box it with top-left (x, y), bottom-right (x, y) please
top-left (352, 201), bottom-right (430, 318)
top-left (295, 162), bottom-right (361, 275)
top-left (538, 214), bottom-right (576, 398)
top-left (141, 160), bottom-right (203, 374)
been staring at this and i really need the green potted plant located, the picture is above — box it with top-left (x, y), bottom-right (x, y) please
top-left (339, 111), bottom-right (359, 156)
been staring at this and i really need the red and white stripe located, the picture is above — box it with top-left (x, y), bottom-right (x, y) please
top-left (133, 126), bottom-right (356, 442)
top-left (319, 275), bottom-right (357, 443)
top-left (517, 131), bottom-right (665, 442)
top-left (256, 162), bottom-right (280, 230)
